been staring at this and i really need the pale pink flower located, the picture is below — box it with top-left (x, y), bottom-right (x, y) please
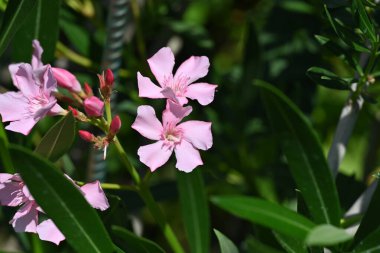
top-left (84, 96), bottom-right (104, 117)
top-left (138, 47), bottom-right (217, 105)
top-left (0, 173), bottom-right (109, 245)
top-left (0, 40), bottom-right (64, 135)
top-left (52, 67), bottom-right (82, 93)
top-left (131, 103), bottom-right (213, 172)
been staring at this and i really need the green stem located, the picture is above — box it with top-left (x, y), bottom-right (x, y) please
top-left (76, 181), bottom-right (136, 191)
top-left (105, 101), bottom-right (112, 126)
top-left (112, 138), bottom-right (185, 253)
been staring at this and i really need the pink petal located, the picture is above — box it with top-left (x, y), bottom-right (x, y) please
top-left (161, 87), bottom-right (179, 103)
top-left (147, 47), bottom-right (175, 86)
top-left (8, 63), bottom-right (22, 89)
top-left (137, 141), bottom-right (173, 172)
top-left (5, 117), bottom-right (37, 135)
top-left (0, 173), bottom-right (13, 183)
top-left (137, 72), bottom-right (165, 99)
top-left (163, 101), bottom-right (192, 126)
top-left (174, 140), bottom-right (203, 172)
top-left (0, 182), bottom-right (24, 206)
top-left (33, 99), bottom-right (57, 122)
top-left (80, 181), bottom-right (110, 211)
top-left (0, 92), bottom-right (29, 122)
top-left (32, 40), bottom-right (44, 69)
top-left (11, 201), bottom-right (38, 233)
top-left (185, 83), bottom-right (217, 106)
top-left (52, 67), bottom-right (82, 93)
top-left (14, 64), bottom-right (40, 97)
top-left (37, 219), bottom-right (65, 245)
top-left (132, 106), bottom-right (163, 141)
top-left (174, 56), bottom-right (209, 85)
top-left (47, 104), bottom-right (65, 116)
top-left (178, 121), bottom-right (212, 150)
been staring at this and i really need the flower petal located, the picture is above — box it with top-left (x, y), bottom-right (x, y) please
top-left (0, 173), bottom-right (13, 183)
top-left (47, 103), bottom-right (65, 116)
top-left (185, 82), bottom-right (217, 106)
top-left (11, 201), bottom-right (38, 233)
top-left (37, 219), bottom-right (65, 245)
top-left (32, 40), bottom-right (44, 69)
top-left (137, 72), bottom-right (165, 99)
top-left (5, 117), bottom-right (37, 135)
top-left (14, 64), bottom-right (40, 97)
top-left (0, 181), bottom-right (24, 206)
top-left (8, 63), bottom-right (22, 89)
top-left (0, 92), bottom-right (29, 122)
top-left (137, 141), bottom-right (173, 172)
top-left (174, 56), bottom-right (209, 84)
top-left (174, 140), bottom-right (203, 172)
top-left (147, 47), bottom-right (175, 86)
top-left (178, 121), bottom-right (212, 150)
top-left (163, 101), bottom-right (192, 126)
top-left (132, 106), bottom-right (163, 140)
top-left (80, 181), bottom-right (110, 211)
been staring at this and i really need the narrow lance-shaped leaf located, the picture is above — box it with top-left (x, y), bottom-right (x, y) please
top-left (257, 81), bottom-right (341, 225)
top-left (177, 170), bottom-right (210, 253)
top-left (9, 145), bottom-right (114, 253)
top-left (352, 0), bottom-right (377, 43)
top-left (212, 196), bottom-right (316, 240)
top-left (0, 0), bottom-right (37, 56)
top-left (305, 224), bottom-right (353, 246)
top-left (307, 67), bottom-right (351, 90)
top-left (273, 232), bottom-right (308, 253)
top-left (35, 112), bottom-right (76, 162)
top-left (214, 229), bottom-right (239, 253)
top-left (352, 226), bottom-right (380, 252)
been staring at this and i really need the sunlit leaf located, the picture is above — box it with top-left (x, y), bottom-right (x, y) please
top-left (214, 229), bottom-right (239, 253)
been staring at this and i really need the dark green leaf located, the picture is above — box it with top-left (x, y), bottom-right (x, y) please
top-left (307, 67), bottom-right (351, 90)
top-left (12, 0), bottom-right (61, 63)
top-left (352, 0), bottom-right (377, 43)
top-left (273, 232), bottom-right (308, 253)
top-left (177, 170), bottom-right (210, 253)
top-left (353, 182), bottom-right (380, 246)
top-left (214, 229), bottom-right (239, 253)
top-left (112, 226), bottom-right (165, 253)
top-left (257, 81), bottom-right (341, 225)
top-left (244, 235), bottom-right (283, 253)
top-left (35, 112), bottom-right (76, 162)
top-left (212, 196), bottom-right (315, 240)
top-left (352, 226), bottom-right (380, 252)
top-left (0, 0), bottom-right (36, 56)
top-left (9, 145), bottom-right (114, 253)
top-left (0, 122), bottom-right (14, 173)
top-left (305, 224), bottom-right (353, 246)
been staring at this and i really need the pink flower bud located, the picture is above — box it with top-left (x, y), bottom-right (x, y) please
top-left (52, 68), bottom-right (82, 93)
top-left (105, 69), bottom-right (114, 87)
top-left (110, 115), bottom-right (121, 135)
top-left (84, 96), bottom-right (104, 117)
top-left (79, 130), bottom-right (95, 142)
top-left (84, 82), bottom-right (93, 97)
top-left (68, 106), bottom-right (78, 117)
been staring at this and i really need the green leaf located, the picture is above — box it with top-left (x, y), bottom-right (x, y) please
top-left (352, 0), bottom-right (377, 43)
top-left (256, 80), bottom-right (341, 225)
top-left (0, 122), bottom-right (14, 173)
top-left (273, 232), bottom-right (308, 253)
top-left (212, 196), bottom-right (315, 240)
top-left (307, 67), bottom-right (351, 90)
top-left (0, 0), bottom-right (36, 57)
top-left (9, 145), bottom-right (114, 253)
top-left (352, 183), bottom-right (380, 246)
top-left (112, 226), bottom-right (165, 253)
top-left (244, 236), bottom-right (283, 253)
top-left (352, 226), bottom-right (380, 252)
top-left (305, 224), bottom-right (353, 246)
top-left (12, 0), bottom-right (61, 62)
top-left (35, 112), bottom-right (76, 162)
top-left (214, 229), bottom-right (239, 253)
top-left (177, 170), bottom-right (210, 253)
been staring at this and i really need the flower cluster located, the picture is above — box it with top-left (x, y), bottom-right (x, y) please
top-left (0, 173), bottom-right (109, 245)
top-left (132, 47), bottom-right (217, 172)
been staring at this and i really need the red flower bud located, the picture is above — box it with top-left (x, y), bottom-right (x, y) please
top-left (84, 96), bottom-right (104, 117)
top-left (105, 69), bottom-right (114, 87)
top-left (84, 82), bottom-right (93, 97)
top-left (110, 115), bottom-right (121, 135)
top-left (68, 106), bottom-right (78, 117)
top-left (78, 130), bottom-right (95, 142)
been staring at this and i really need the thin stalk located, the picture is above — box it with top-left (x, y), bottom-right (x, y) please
top-left (104, 101), bottom-right (112, 125)
top-left (76, 181), bottom-right (136, 191)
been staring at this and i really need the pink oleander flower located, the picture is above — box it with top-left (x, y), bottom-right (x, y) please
top-left (52, 67), bottom-right (82, 93)
top-left (0, 40), bottom-right (64, 135)
top-left (138, 47), bottom-right (217, 105)
top-left (0, 173), bottom-right (109, 245)
top-left (84, 96), bottom-right (104, 117)
top-left (131, 102), bottom-right (213, 172)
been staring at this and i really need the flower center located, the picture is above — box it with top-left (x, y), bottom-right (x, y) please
top-left (28, 93), bottom-right (50, 114)
top-left (163, 75), bottom-right (190, 96)
top-left (162, 123), bottom-right (182, 146)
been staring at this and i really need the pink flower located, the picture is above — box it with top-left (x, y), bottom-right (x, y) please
top-left (84, 96), bottom-right (104, 117)
top-left (52, 67), bottom-right (82, 93)
top-left (0, 173), bottom-right (109, 245)
top-left (131, 103), bottom-right (213, 172)
top-left (0, 40), bottom-right (64, 135)
top-left (138, 47), bottom-right (217, 105)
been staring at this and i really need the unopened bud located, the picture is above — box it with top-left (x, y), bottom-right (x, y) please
top-left (52, 67), bottom-right (82, 93)
top-left (105, 69), bottom-right (114, 87)
top-left (84, 96), bottom-right (104, 117)
top-left (68, 106), bottom-right (78, 117)
top-left (110, 115), bottom-right (121, 135)
top-left (84, 82), bottom-right (93, 97)
top-left (78, 130), bottom-right (95, 142)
